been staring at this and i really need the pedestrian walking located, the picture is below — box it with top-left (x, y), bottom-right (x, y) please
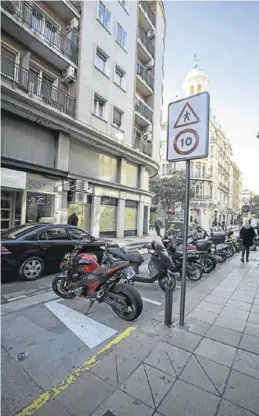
top-left (240, 220), bottom-right (256, 263)
top-left (155, 218), bottom-right (162, 237)
top-left (67, 211), bottom-right (79, 226)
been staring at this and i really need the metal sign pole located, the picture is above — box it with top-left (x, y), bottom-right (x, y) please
top-left (179, 159), bottom-right (191, 327)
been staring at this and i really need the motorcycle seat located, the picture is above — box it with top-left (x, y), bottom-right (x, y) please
top-left (108, 248), bottom-right (143, 263)
top-left (89, 261), bottom-right (130, 281)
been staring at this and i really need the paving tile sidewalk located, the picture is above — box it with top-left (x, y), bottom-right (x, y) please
top-left (33, 254), bottom-right (259, 416)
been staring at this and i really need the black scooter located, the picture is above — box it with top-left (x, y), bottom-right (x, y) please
top-left (107, 241), bottom-right (177, 292)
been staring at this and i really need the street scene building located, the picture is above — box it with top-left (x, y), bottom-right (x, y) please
top-left (160, 61), bottom-right (243, 228)
top-left (1, 0), bottom-right (166, 237)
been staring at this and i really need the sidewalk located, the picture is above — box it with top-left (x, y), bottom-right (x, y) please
top-left (15, 254), bottom-right (259, 416)
top-left (111, 229), bottom-right (162, 249)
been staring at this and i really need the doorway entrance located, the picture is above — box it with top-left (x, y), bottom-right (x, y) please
top-left (1, 189), bottom-right (22, 230)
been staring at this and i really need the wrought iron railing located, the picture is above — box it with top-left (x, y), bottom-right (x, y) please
top-left (138, 25), bottom-right (154, 57)
top-left (1, 57), bottom-right (76, 117)
top-left (1, 1), bottom-right (78, 64)
top-left (139, 1), bottom-right (156, 27)
top-left (219, 182), bottom-right (229, 192)
top-left (134, 133), bottom-right (152, 157)
top-left (136, 61), bottom-right (154, 90)
top-left (68, 0), bottom-right (81, 13)
top-left (135, 96), bottom-right (153, 123)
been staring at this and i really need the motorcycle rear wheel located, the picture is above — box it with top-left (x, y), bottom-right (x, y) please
top-left (52, 274), bottom-right (76, 299)
top-left (187, 264), bottom-right (203, 281)
top-left (110, 284), bottom-right (143, 321)
top-left (201, 257), bottom-right (216, 273)
top-left (214, 251), bottom-right (227, 263)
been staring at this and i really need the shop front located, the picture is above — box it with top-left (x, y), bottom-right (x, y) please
top-left (25, 174), bottom-right (58, 224)
top-left (1, 168), bottom-right (26, 230)
top-left (124, 200), bottom-right (138, 237)
top-left (1, 168), bottom-right (62, 230)
top-left (67, 195), bottom-right (92, 231)
top-left (100, 197), bottom-right (117, 238)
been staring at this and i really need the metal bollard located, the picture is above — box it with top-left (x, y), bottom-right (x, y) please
top-left (164, 277), bottom-right (174, 327)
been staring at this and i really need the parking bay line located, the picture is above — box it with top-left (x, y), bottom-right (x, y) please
top-left (15, 325), bottom-right (136, 416)
top-left (45, 300), bottom-right (118, 349)
top-left (141, 297), bottom-right (162, 305)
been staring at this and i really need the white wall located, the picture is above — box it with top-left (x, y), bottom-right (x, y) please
top-left (76, 0), bottom-right (138, 147)
top-left (152, 2), bottom-right (165, 163)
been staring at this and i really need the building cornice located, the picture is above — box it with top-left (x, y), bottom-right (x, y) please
top-left (1, 85), bottom-right (159, 177)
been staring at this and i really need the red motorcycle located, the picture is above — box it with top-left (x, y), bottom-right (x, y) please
top-left (52, 243), bottom-right (143, 321)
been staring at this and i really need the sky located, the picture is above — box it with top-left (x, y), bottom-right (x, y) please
top-left (162, 1), bottom-right (259, 193)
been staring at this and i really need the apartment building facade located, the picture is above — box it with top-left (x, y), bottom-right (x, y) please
top-left (1, 0), bottom-right (166, 237)
top-left (160, 63), bottom-right (242, 228)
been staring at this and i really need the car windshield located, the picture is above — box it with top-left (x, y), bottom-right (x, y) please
top-left (1, 224), bottom-right (39, 239)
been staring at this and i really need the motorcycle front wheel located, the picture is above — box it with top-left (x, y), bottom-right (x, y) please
top-left (158, 272), bottom-right (176, 292)
top-left (52, 274), bottom-right (76, 299)
top-left (110, 284), bottom-right (143, 321)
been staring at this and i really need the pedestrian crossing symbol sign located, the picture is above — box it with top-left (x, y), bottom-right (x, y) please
top-left (174, 102), bottom-right (200, 128)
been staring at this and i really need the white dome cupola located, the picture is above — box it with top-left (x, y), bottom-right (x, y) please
top-left (183, 54), bottom-right (209, 97)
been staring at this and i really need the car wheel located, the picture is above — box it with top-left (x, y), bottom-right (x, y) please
top-left (19, 256), bottom-right (45, 281)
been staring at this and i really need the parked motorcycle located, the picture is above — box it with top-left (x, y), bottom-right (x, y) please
top-left (157, 238), bottom-right (203, 281)
top-left (107, 241), bottom-right (177, 292)
top-left (52, 243), bottom-right (143, 321)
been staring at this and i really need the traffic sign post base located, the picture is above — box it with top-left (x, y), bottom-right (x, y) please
top-left (179, 159), bottom-right (191, 327)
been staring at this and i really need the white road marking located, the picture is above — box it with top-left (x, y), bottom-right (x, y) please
top-left (1, 292), bottom-right (58, 316)
top-left (141, 297), bottom-right (162, 305)
top-left (7, 295), bottom-right (27, 302)
top-left (45, 301), bottom-right (117, 349)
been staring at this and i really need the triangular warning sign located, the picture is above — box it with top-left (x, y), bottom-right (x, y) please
top-left (174, 102), bottom-right (200, 128)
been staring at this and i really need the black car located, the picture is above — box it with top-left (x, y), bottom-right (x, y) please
top-left (1, 223), bottom-right (107, 280)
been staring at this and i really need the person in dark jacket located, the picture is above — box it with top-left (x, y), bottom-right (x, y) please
top-left (67, 211), bottom-right (79, 226)
top-left (155, 218), bottom-right (162, 237)
top-left (240, 221), bottom-right (256, 262)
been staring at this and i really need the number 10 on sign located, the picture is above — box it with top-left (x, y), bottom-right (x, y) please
top-left (167, 92), bottom-right (210, 162)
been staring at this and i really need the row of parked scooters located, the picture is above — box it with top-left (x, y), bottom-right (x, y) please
top-left (51, 227), bottom-right (239, 321)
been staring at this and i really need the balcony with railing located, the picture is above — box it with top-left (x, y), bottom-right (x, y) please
top-left (134, 130), bottom-right (152, 157)
top-left (219, 182), bottom-right (230, 192)
top-left (1, 1), bottom-right (78, 70)
top-left (218, 162), bottom-right (230, 177)
top-left (136, 61), bottom-right (154, 96)
top-left (135, 95), bottom-right (153, 125)
top-left (191, 173), bottom-right (213, 181)
top-left (139, 1), bottom-right (156, 30)
top-left (1, 57), bottom-right (76, 117)
top-left (45, 1), bottom-right (81, 20)
top-left (137, 25), bottom-right (154, 62)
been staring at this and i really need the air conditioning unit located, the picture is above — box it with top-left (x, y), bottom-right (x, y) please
top-left (72, 179), bottom-right (87, 192)
top-left (143, 124), bottom-right (152, 133)
top-left (147, 29), bottom-right (155, 39)
top-left (74, 192), bottom-right (88, 204)
top-left (67, 17), bottom-right (79, 31)
top-left (62, 66), bottom-right (75, 83)
top-left (143, 133), bottom-right (152, 143)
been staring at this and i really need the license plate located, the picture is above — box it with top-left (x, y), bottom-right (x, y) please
top-left (124, 266), bottom-right (135, 279)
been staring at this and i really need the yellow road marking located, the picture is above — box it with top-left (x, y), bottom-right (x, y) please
top-left (15, 326), bottom-right (136, 416)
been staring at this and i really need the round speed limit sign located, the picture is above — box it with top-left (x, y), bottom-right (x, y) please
top-left (173, 129), bottom-right (199, 156)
